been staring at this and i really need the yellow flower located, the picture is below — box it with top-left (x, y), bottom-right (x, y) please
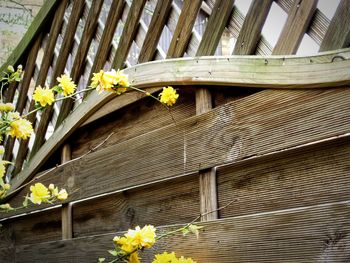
top-left (7, 111), bottom-right (20, 121)
top-left (159, 87), bottom-right (179, 106)
top-left (57, 74), bottom-right (76, 96)
top-left (127, 252), bottom-right (140, 263)
top-left (9, 118), bottom-right (33, 139)
top-left (115, 70), bottom-right (129, 88)
top-left (125, 225), bottom-right (156, 249)
top-left (0, 103), bottom-right (15, 112)
top-left (114, 236), bottom-right (135, 253)
top-left (33, 86), bottom-right (55, 107)
top-left (29, 183), bottom-right (50, 204)
top-left (57, 189), bottom-right (68, 200)
top-left (4, 183), bottom-right (10, 190)
top-left (91, 69), bottom-right (129, 94)
top-left (0, 160), bottom-right (8, 177)
top-left (152, 252), bottom-right (178, 263)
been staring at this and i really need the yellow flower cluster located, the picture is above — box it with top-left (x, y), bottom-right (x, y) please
top-left (153, 252), bottom-right (196, 263)
top-left (9, 116), bottom-right (33, 140)
top-left (33, 85), bottom-right (55, 107)
top-left (57, 74), bottom-right (76, 96)
top-left (91, 69), bottom-right (129, 94)
top-left (29, 183), bottom-right (68, 205)
top-left (159, 87), bottom-right (179, 106)
top-left (113, 225), bottom-right (156, 263)
top-left (0, 103), bottom-right (14, 112)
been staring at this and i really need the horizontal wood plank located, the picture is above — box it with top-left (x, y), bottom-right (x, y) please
top-left (7, 49), bottom-right (350, 196)
top-left (73, 175), bottom-right (199, 238)
top-left (218, 136), bottom-right (350, 218)
top-left (4, 86), bottom-right (350, 218)
top-left (14, 201), bottom-right (350, 262)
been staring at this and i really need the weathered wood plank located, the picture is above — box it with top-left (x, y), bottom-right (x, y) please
top-left (73, 175), bottom-right (199, 238)
top-left (233, 0), bottom-right (273, 55)
top-left (138, 0), bottom-right (173, 63)
top-left (276, 0), bottom-right (330, 45)
top-left (29, 0), bottom-right (85, 159)
top-left (13, 0), bottom-right (69, 176)
top-left (167, 0), bottom-right (202, 58)
top-left (1, 208), bottom-right (61, 247)
top-left (61, 144), bottom-right (72, 240)
top-left (218, 136), bottom-right (350, 218)
top-left (5, 87), bottom-right (350, 218)
top-left (0, 0), bottom-right (61, 73)
top-left (319, 0), bottom-right (350, 51)
top-left (273, 0), bottom-right (318, 55)
top-left (55, 0), bottom-right (104, 128)
top-left (6, 49), bottom-right (350, 196)
top-left (112, 0), bottom-right (147, 69)
top-left (15, 201), bottom-right (350, 262)
top-left (196, 0), bottom-right (234, 56)
top-left (72, 87), bottom-right (195, 158)
top-left (80, 87), bottom-right (162, 127)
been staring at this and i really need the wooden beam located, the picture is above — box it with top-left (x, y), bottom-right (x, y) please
top-left (14, 201), bottom-right (350, 262)
top-left (13, 0), bottom-right (69, 176)
top-left (6, 49), bottom-right (350, 196)
top-left (273, 0), bottom-right (318, 55)
top-left (5, 86), bottom-right (350, 217)
top-left (61, 144), bottom-right (72, 240)
top-left (233, 0), bottom-right (273, 55)
top-left (319, 0), bottom-right (350, 51)
top-left (196, 0), bottom-right (234, 56)
top-left (167, 0), bottom-right (202, 58)
top-left (0, 0), bottom-right (61, 73)
top-left (112, 0), bottom-right (147, 69)
top-left (276, 0), bottom-right (330, 45)
top-left (138, 0), bottom-right (173, 63)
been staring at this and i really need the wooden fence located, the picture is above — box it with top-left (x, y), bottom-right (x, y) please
top-left (0, 0), bottom-right (350, 262)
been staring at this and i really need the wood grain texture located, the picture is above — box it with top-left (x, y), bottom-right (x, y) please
top-left (138, 0), bottom-right (173, 63)
top-left (233, 0), bottom-right (273, 55)
top-left (273, 0), bottom-right (318, 55)
top-left (112, 0), bottom-right (147, 69)
top-left (167, 0), bottom-right (202, 58)
top-left (55, 0), bottom-right (104, 129)
top-left (319, 0), bottom-right (350, 51)
top-left (5, 87), bottom-right (350, 218)
top-left (81, 87), bottom-right (162, 127)
top-left (1, 208), bottom-right (61, 246)
top-left (0, 0), bottom-right (61, 73)
top-left (13, 0), bottom-right (69, 176)
top-left (29, 0), bottom-right (85, 159)
top-left (218, 136), bottom-right (350, 218)
top-left (72, 88), bottom-right (195, 159)
top-left (15, 201), bottom-right (350, 262)
top-left (6, 49), bottom-right (350, 197)
top-left (196, 0), bottom-right (234, 56)
top-left (73, 175), bottom-right (199, 238)
top-left (61, 144), bottom-right (72, 240)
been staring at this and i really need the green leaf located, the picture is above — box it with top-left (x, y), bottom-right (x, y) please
top-left (108, 250), bottom-right (118, 256)
top-left (188, 224), bottom-right (204, 239)
top-left (181, 228), bottom-right (190, 236)
top-left (22, 195), bottom-right (29, 207)
top-left (97, 258), bottom-right (105, 262)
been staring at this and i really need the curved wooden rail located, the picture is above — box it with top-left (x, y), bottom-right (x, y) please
top-left (8, 48), bottom-right (350, 194)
